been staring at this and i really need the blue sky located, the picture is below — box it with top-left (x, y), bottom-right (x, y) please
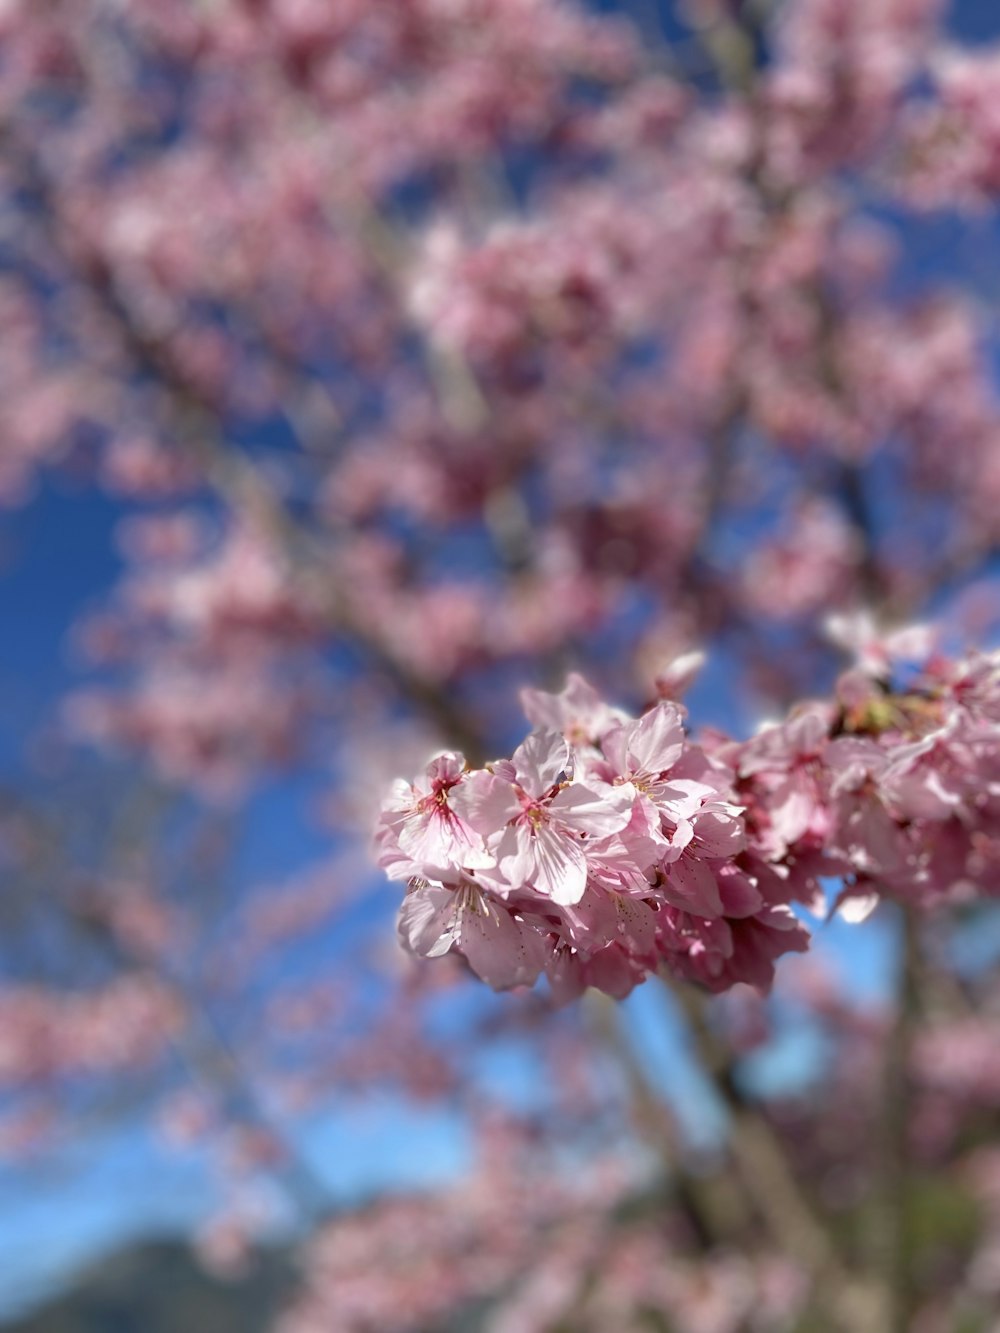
top-left (0, 483), bottom-right (122, 761)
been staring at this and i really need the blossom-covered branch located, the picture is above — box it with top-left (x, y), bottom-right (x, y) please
top-left (378, 639), bottom-right (1000, 1000)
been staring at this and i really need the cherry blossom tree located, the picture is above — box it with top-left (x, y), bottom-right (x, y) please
top-left (1, 0), bottom-right (999, 1330)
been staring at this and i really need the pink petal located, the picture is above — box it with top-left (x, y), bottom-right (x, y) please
top-left (652, 777), bottom-right (717, 820)
top-left (552, 885), bottom-right (620, 951)
top-left (520, 672), bottom-right (605, 735)
top-left (549, 781), bottom-right (632, 836)
top-left (498, 821), bottom-right (588, 905)
top-left (584, 944), bottom-right (646, 999)
top-left (664, 855), bottom-right (724, 917)
top-left (614, 895), bottom-right (658, 957)
top-left (627, 702), bottom-right (685, 776)
top-left (397, 882), bottom-right (458, 959)
top-left (511, 729), bottom-right (571, 797)
top-left (715, 864), bottom-right (764, 918)
top-left (692, 810), bottom-right (746, 858)
top-left (452, 771), bottom-right (521, 836)
top-left (425, 751), bottom-right (466, 785)
top-left (654, 650), bottom-right (705, 700)
top-left (457, 897), bottom-right (548, 989)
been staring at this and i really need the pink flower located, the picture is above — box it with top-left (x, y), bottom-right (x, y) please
top-left (737, 705), bottom-right (835, 863)
top-left (673, 906), bottom-right (810, 994)
top-left (824, 735), bottom-right (908, 877)
top-left (587, 702), bottom-right (692, 849)
top-left (548, 882), bottom-right (659, 962)
top-left (825, 612), bottom-right (938, 678)
top-left (545, 940), bottom-right (650, 1004)
top-left (456, 731), bottom-right (631, 905)
top-left (879, 723), bottom-right (971, 821)
top-left (653, 649), bottom-right (705, 701)
top-left (520, 671), bottom-right (629, 748)
top-left (397, 875), bottom-right (550, 990)
top-left (376, 752), bottom-right (493, 879)
top-left (378, 676), bottom-right (821, 998)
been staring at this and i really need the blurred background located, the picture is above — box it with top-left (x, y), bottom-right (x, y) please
top-left (1, 0), bottom-right (1000, 1329)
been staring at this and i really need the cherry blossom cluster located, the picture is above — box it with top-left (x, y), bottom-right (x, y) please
top-left (901, 44), bottom-right (1000, 204)
top-left (3, 3), bottom-right (1000, 1323)
top-left (378, 639), bottom-right (1000, 999)
top-left (66, 519), bottom-right (324, 796)
top-left (377, 672), bottom-right (809, 1000)
top-left (0, 977), bottom-right (182, 1085)
top-left (763, 0), bottom-right (945, 184)
top-left (727, 639), bottom-right (1000, 918)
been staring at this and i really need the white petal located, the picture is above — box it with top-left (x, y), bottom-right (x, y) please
top-left (451, 771), bottom-right (521, 836)
top-left (628, 703), bottom-right (684, 776)
top-left (528, 824), bottom-right (588, 905)
top-left (549, 782), bottom-right (632, 835)
top-left (397, 883), bottom-right (458, 958)
top-left (457, 897), bottom-right (548, 989)
top-left (499, 822), bottom-right (587, 905)
top-left (835, 891), bottom-right (881, 925)
top-left (511, 730), bottom-right (570, 797)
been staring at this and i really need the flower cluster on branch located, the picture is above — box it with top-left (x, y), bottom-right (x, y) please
top-left (377, 669), bottom-right (809, 999)
top-left (379, 641), bottom-right (1000, 999)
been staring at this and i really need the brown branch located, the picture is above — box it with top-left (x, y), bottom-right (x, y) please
top-left (665, 975), bottom-right (882, 1330)
top-left (585, 991), bottom-right (752, 1249)
top-left (876, 905), bottom-right (922, 1333)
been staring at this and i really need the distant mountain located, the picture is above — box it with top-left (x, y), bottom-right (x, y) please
top-left (2, 1240), bottom-right (296, 1333)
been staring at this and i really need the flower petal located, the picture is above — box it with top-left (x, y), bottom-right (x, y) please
top-left (664, 855), bottom-right (724, 917)
top-left (627, 702), bottom-right (685, 776)
top-left (511, 729), bottom-right (571, 797)
top-left (498, 821), bottom-right (588, 905)
top-left (549, 781), bottom-right (632, 836)
top-left (457, 897), bottom-right (548, 989)
top-left (452, 771), bottom-right (521, 837)
top-left (397, 881), bottom-right (458, 958)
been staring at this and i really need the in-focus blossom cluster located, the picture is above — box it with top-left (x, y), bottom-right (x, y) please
top-left (378, 639), bottom-right (1000, 999)
top-left (377, 671), bottom-right (809, 1000)
top-left (727, 640), bottom-right (1000, 918)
